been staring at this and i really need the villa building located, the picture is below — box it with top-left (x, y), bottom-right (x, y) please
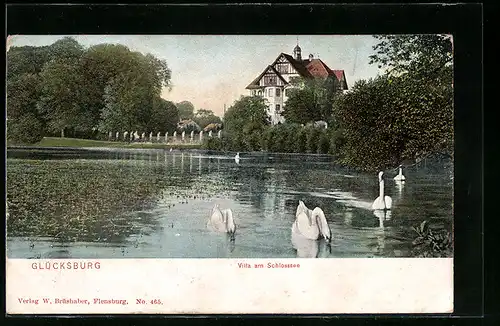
top-left (245, 44), bottom-right (348, 125)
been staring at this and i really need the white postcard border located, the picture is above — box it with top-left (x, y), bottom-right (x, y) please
top-left (6, 257), bottom-right (453, 314)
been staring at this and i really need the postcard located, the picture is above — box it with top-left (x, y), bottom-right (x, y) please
top-left (6, 34), bottom-right (454, 314)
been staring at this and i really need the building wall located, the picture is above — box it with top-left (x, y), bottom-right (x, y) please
top-left (247, 61), bottom-right (306, 125)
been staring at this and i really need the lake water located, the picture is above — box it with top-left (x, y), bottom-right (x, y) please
top-left (6, 148), bottom-right (453, 259)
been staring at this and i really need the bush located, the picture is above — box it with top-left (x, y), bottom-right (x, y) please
top-left (318, 131), bottom-right (330, 154)
top-left (7, 114), bottom-right (45, 144)
top-left (283, 124), bottom-right (301, 153)
top-left (328, 128), bottom-right (346, 156)
top-left (272, 125), bottom-right (288, 153)
top-left (296, 128), bottom-right (308, 153)
top-left (229, 133), bottom-right (247, 152)
top-left (244, 131), bottom-right (262, 151)
top-left (306, 127), bottom-right (321, 153)
top-left (262, 127), bottom-right (276, 152)
top-left (204, 137), bottom-right (224, 151)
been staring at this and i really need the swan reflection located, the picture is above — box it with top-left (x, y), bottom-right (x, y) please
top-left (373, 209), bottom-right (392, 228)
top-left (291, 232), bottom-right (331, 258)
top-left (291, 231), bottom-right (319, 258)
top-left (373, 210), bottom-right (391, 254)
top-left (343, 209), bottom-right (353, 226)
top-left (395, 180), bottom-right (404, 199)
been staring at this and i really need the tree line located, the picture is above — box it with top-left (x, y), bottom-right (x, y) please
top-left (209, 34), bottom-right (453, 171)
top-left (7, 37), bottom-right (222, 143)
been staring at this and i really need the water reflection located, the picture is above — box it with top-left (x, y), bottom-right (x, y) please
top-left (291, 232), bottom-right (319, 258)
top-left (6, 149), bottom-right (453, 259)
top-left (373, 210), bottom-right (392, 228)
top-left (395, 180), bottom-right (405, 200)
top-left (291, 232), bottom-right (332, 258)
top-left (343, 209), bottom-right (353, 226)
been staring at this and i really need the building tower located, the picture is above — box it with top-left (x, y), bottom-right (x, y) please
top-left (293, 43), bottom-right (302, 61)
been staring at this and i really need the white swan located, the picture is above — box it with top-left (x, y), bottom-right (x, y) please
top-left (292, 201), bottom-right (331, 242)
top-left (291, 231), bottom-right (319, 258)
top-left (207, 204), bottom-right (236, 240)
top-left (393, 165), bottom-right (406, 181)
top-left (372, 171), bottom-right (392, 210)
top-left (234, 152), bottom-right (240, 164)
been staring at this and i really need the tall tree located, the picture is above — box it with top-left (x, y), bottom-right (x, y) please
top-left (176, 101), bottom-right (195, 120)
top-left (6, 73), bottom-right (45, 143)
top-left (47, 37), bottom-right (85, 64)
top-left (369, 34), bottom-right (453, 158)
top-left (223, 96), bottom-right (269, 135)
top-left (99, 70), bottom-right (155, 133)
top-left (7, 37), bottom-right (174, 140)
top-left (332, 34), bottom-right (454, 170)
top-left (369, 34), bottom-right (453, 78)
top-left (149, 98), bottom-right (180, 133)
top-left (7, 45), bottom-right (50, 81)
top-left (283, 76), bottom-right (339, 124)
top-left (37, 61), bottom-right (92, 137)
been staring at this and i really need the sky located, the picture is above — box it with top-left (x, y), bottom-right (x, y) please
top-left (8, 35), bottom-right (383, 117)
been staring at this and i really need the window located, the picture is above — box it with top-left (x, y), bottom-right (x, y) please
top-left (258, 90), bottom-right (263, 96)
top-left (268, 88), bottom-right (273, 97)
top-left (276, 64), bottom-right (288, 74)
top-left (264, 75), bottom-right (277, 85)
top-left (276, 88), bottom-right (281, 97)
top-left (276, 104), bottom-right (281, 113)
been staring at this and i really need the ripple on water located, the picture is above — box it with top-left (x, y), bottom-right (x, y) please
top-left (6, 150), bottom-right (452, 258)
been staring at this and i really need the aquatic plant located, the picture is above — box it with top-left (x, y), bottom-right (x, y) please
top-left (411, 220), bottom-right (453, 258)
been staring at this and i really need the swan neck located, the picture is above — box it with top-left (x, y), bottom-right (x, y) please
top-left (399, 167), bottom-right (402, 176)
top-left (379, 179), bottom-right (385, 198)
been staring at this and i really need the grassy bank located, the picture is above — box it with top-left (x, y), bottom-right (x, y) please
top-left (9, 137), bottom-right (204, 150)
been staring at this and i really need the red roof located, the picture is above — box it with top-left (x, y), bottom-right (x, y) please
top-left (246, 52), bottom-right (348, 90)
top-left (332, 70), bottom-right (345, 81)
top-left (305, 59), bottom-right (332, 78)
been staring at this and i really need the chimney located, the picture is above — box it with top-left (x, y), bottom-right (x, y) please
top-left (309, 53), bottom-right (314, 61)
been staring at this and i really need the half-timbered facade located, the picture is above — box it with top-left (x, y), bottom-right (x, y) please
top-left (246, 45), bottom-right (348, 125)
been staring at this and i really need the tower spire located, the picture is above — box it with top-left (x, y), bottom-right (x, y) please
top-left (293, 37), bottom-right (302, 61)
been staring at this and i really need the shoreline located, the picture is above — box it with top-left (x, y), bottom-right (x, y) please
top-left (5, 145), bottom-right (338, 158)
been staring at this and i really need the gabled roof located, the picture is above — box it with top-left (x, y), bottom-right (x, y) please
top-left (305, 59), bottom-right (333, 79)
top-left (245, 65), bottom-right (288, 89)
top-left (332, 69), bottom-right (346, 82)
top-left (332, 70), bottom-right (348, 90)
top-left (305, 60), bottom-right (348, 90)
top-left (247, 51), bottom-right (348, 90)
top-left (277, 53), bottom-right (312, 78)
